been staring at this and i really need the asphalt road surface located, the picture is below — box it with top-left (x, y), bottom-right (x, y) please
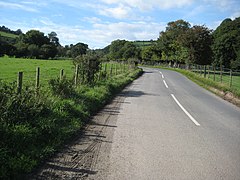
top-left (96, 67), bottom-right (240, 180)
top-left (33, 67), bottom-right (240, 180)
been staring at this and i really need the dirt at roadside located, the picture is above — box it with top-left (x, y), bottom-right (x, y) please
top-left (209, 87), bottom-right (240, 108)
top-left (29, 95), bottom-right (125, 180)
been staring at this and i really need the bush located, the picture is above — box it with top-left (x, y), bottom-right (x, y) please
top-left (74, 54), bottom-right (101, 85)
top-left (49, 78), bottom-right (74, 98)
top-left (0, 81), bottom-right (50, 179)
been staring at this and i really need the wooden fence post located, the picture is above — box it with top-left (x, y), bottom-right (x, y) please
top-left (98, 71), bottom-right (101, 81)
top-left (35, 67), bottom-right (40, 95)
top-left (204, 65), bottom-right (207, 78)
top-left (60, 69), bottom-right (64, 81)
top-left (220, 65), bottom-right (223, 83)
top-left (105, 63), bottom-right (107, 79)
top-left (74, 65), bottom-right (79, 86)
top-left (110, 64), bottom-right (113, 75)
top-left (17, 72), bottom-right (23, 94)
top-left (207, 65), bottom-right (210, 79)
top-left (213, 66), bottom-right (216, 81)
top-left (229, 69), bottom-right (233, 87)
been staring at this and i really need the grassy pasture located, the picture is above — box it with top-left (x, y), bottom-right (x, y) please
top-left (192, 69), bottom-right (240, 90)
top-left (0, 57), bottom-right (75, 86)
top-left (0, 57), bottom-right (131, 89)
top-left (0, 31), bottom-right (18, 38)
top-left (133, 40), bottom-right (155, 48)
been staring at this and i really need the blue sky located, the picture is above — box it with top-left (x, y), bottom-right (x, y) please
top-left (0, 0), bottom-right (239, 49)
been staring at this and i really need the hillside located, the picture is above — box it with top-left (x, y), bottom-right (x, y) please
top-left (0, 31), bottom-right (19, 39)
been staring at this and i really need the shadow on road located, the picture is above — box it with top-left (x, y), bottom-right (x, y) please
top-left (120, 90), bottom-right (159, 98)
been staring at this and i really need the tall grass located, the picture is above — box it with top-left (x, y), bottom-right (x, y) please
top-left (0, 65), bottom-right (143, 179)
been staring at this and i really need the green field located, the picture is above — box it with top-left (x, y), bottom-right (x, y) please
top-left (133, 40), bottom-right (156, 48)
top-left (192, 70), bottom-right (240, 90)
top-left (0, 57), bottom-right (130, 88)
top-left (0, 31), bottom-right (18, 38)
top-left (0, 57), bottom-right (75, 86)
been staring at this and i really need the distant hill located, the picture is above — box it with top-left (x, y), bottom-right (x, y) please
top-left (0, 31), bottom-right (19, 39)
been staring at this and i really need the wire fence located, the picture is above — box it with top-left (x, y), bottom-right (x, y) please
top-left (0, 62), bottom-right (133, 94)
top-left (146, 62), bottom-right (240, 90)
top-left (188, 64), bottom-right (240, 89)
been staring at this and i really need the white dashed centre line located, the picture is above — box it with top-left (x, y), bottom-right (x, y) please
top-left (163, 80), bottom-right (169, 88)
top-left (171, 94), bottom-right (200, 126)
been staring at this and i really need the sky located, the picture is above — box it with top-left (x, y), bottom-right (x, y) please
top-left (0, 0), bottom-right (240, 49)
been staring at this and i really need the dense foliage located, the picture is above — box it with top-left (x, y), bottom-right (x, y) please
top-left (212, 17), bottom-right (240, 69)
top-left (0, 29), bottom-right (88, 59)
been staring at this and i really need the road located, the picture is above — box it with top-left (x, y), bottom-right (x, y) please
top-left (33, 67), bottom-right (240, 180)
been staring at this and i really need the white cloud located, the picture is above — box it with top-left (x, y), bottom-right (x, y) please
top-left (203, 0), bottom-right (239, 11)
top-left (208, 20), bottom-right (222, 30)
top-left (0, 1), bottom-right (38, 12)
top-left (100, 0), bottom-right (194, 10)
top-left (230, 11), bottom-right (240, 20)
top-left (184, 5), bottom-right (206, 19)
top-left (8, 16), bottom-right (164, 48)
top-left (88, 21), bottom-right (165, 47)
top-left (99, 4), bottom-right (132, 19)
top-left (83, 17), bottom-right (102, 24)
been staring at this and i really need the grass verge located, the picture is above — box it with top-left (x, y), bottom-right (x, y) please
top-left (0, 67), bottom-right (143, 179)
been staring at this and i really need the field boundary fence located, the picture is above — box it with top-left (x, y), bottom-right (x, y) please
top-left (148, 62), bottom-right (240, 90)
top-left (0, 62), bottom-right (133, 95)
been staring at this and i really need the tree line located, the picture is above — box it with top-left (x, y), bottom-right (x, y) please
top-left (0, 17), bottom-right (239, 69)
top-left (0, 26), bottom-right (23, 36)
top-left (0, 29), bottom-right (88, 59)
top-left (97, 17), bottom-right (239, 69)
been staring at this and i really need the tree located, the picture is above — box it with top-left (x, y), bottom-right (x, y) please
top-left (157, 19), bottom-right (191, 62)
top-left (74, 53), bottom-right (100, 84)
top-left (180, 25), bottom-right (213, 65)
top-left (141, 46), bottom-right (154, 62)
top-left (107, 40), bottom-right (140, 61)
top-left (122, 42), bottom-right (139, 60)
top-left (14, 41), bottom-right (28, 58)
top-left (109, 39), bottom-right (127, 60)
top-left (70, 42), bottom-right (88, 58)
top-left (0, 36), bottom-right (16, 57)
top-left (212, 17), bottom-right (240, 69)
top-left (22, 30), bottom-right (49, 47)
top-left (28, 44), bottom-right (39, 58)
top-left (48, 31), bottom-right (60, 46)
top-left (40, 44), bottom-right (58, 59)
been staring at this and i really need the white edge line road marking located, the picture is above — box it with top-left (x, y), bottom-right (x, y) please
top-left (163, 80), bottom-right (169, 88)
top-left (171, 94), bottom-right (201, 126)
top-left (159, 71), bottom-right (164, 78)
